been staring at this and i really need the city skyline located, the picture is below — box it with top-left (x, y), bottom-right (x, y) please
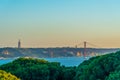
top-left (0, 0), bottom-right (120, 48)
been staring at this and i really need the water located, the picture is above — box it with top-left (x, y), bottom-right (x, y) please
top-left (0, 57), bottom-right (88, 66)
top-left (0, 58), bottom-right (14, 65)
top-left (45, 57), bottom-right (86, 66)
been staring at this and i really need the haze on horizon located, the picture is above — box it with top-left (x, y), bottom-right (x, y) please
top-left (0, 0), bottom-right (120, 48)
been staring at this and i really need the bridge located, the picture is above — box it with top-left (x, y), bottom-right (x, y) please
top-left (75, 41), bottom-right (118, 58)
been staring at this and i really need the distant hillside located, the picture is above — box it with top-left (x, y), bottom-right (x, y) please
top-left (0, 47), bottom-right (119, 58)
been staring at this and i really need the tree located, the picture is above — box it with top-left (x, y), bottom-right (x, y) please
top-left (0, 70), bottom-right (20, 80)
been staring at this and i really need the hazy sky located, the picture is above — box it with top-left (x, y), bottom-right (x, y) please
top-left (0, 0), bottom-right (120, 48)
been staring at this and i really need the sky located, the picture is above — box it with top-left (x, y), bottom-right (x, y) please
top-left (0, 0), bottom-right (120, 48)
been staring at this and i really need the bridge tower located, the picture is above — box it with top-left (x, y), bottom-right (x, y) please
top-left (84, 41), bottom-right (87, 57)
top-left (18, 39), bottom-right (21, 48)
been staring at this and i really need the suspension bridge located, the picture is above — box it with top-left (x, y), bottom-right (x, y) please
top-left (75, 41), bottom-right (118, 58)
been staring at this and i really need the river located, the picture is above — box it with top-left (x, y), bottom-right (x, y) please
top-left (0, 57), bottom-right (89, 66)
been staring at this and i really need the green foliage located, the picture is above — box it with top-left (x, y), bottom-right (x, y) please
top-left (0, 57), bottom-right (76, 80)
top-left (1, 51), bottom-right (120, 80)
top-left (105, 71), bottom-right (120, 80)
top-left (0, 70), bottom-right (20, 80)
top-left (74, 51), bottom-right (120, 80)
top-left (62, 67), bottom-right (76, 80)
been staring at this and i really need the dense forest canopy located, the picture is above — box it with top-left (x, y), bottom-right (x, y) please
top-left (0, 57), bottom-right (76, 80)
top-left (0, 51), bottom-right (120, 80)
top-left (74, 51), bottom-right (120, 80)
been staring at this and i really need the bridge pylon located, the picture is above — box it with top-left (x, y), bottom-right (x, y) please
top-left (84, 41), bottom-right (87, 57)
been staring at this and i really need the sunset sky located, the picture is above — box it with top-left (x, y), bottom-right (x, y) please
top-left (0, 0), bottom-right (120, 48)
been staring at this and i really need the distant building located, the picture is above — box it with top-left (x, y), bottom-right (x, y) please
top-left (18, 40), bottom-right (21, 48)
top-left (77, 52), bottom-right (82, 56)
top-left (2, 50), bottom-right (9, 55)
